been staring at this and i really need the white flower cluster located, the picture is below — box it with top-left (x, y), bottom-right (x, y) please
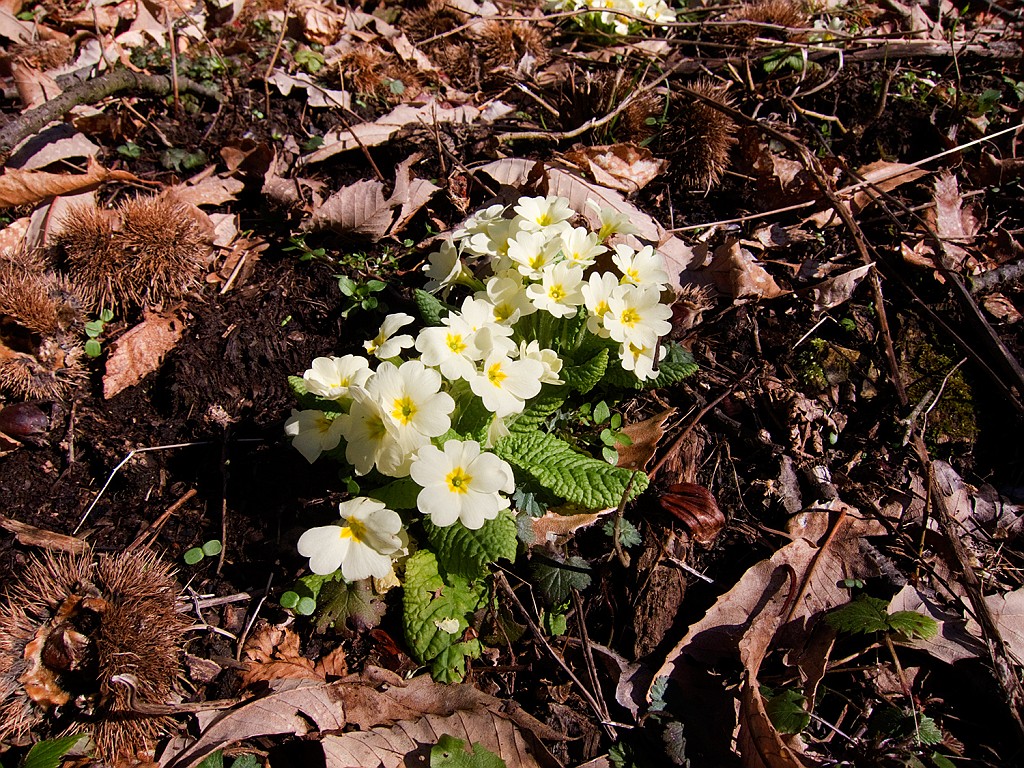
top-left (555, 0), bottom-right (677, 35)
top-left (288, 195), bottom-right (676, 582)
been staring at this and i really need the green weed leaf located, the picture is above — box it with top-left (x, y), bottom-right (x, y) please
top-left (529, 552), bottom-right (591, 605)
top-left (826, 595), bottom-right (891, 635)
top-left (763, 688), bottom-right (810, 734)
top-left (887, 610), bottom-right (939, 640)
top-left (430, 734), bottom-right (507, 768)
top-left (602, 344), bottom-right (697, 390)
top-left (316, 577), bottom-right (386, 633)
top-left (23, 734), bottom-right (86, 768)
top-left (415, 289), bottom-right (449, 326)
top-left (403, 550), bottom-right (487, 679)
top-left (495, 432), bottom-right (648, 510)
top-left (561, 348), bottom-right (609, 394)
top-left (425, 511), bottom-right (518, 580)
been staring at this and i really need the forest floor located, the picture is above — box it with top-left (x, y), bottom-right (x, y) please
top-left (2, 0), bottom-right (1024, 767)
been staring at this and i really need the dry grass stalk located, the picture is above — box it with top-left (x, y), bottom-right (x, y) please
top-left (55, 194), bottom-right (212, 311)
top-left (0, 549), bottom-right (187, 762)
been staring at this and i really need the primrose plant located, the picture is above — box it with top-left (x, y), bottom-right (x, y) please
top-left (552, 0), bottom-right (677, 35)
top-left (284, 194), bottom-right (696, 681)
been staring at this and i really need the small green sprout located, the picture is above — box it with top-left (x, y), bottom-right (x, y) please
top-left (84, 309), bottom-right (114, 358)
top-left (116, 142), bottom-right (142, 160)
top-left (184, 540), bottom-right (223, 566)
top-left (337, 275), bottom-right (387, 318)
top-left (293, 47), bottom-right (325, 74)
top-left (283, 234), bottom-right (327, 262)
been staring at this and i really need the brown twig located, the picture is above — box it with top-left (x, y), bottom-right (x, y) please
top-left (131, 488), bottom-right (198, 550)
top-left (0, 70), bottom-right (222, 156)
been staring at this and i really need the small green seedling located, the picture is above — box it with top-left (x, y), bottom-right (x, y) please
top-left (283, 234), bottom-right (328, 262)
top-left (184, 540), bottom-right (223, 566)
top-left (578, 401), bottom-right (633, 464)
top-left (294, 47), bottom-right (325, 74)
top-left (84, 309), bottom-right (114, 358)
top-left (337, 275), bottom-right (387, 318)
top-left (826, 594), bottom-right (938, 640)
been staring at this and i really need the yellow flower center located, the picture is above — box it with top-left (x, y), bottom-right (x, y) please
top-left (340, 517), bottom-right (367, 542)
top-left (528, 253), bottom-right (545, 270)
top-left (392, 396), bottom-right (417, 425)
top-left (366, 413), bottom-right (387, 441)
top-left (548, 285), bottom-right (566, 301)
top-left (595, 300), bottom-right (609, 318)
top-left (620, 308), bottom-right (640, 328)
top-left (626, 267), bottom-right (639, 282)
top-left (445, 467), bottom-right (473, 494)
top-left (536, 213), bottom-right (552, 227)
top-left (487, 363), bottom-right (507, 387)
top-left (446, 333), bottom-right (466, 354)
top-left (493, 304), bottom-right (513, 323)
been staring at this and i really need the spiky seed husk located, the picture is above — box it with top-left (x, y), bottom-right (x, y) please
top-left (658, 80), bottom-right (738, 189)
top-left (472, 21), bottom-right (550, 83)
top-left (56, 195), bottom-right (212, 311)
top-left (722, 0), bottom-right (809, 40)
top-left (0, 549), bottom-right (186, 762)
top-left (401, 0), bottom-right (468, 43)
top-left (0, 251), bottom-right (86, 399)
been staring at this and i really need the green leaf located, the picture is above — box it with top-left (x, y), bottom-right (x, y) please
top-left (603, 518), bottom-right (641, 548)
top-left (368, 478), bottom-right (421, 510)
top-left (403, 551), bottom-right (487, 676)
top-left (763, 688), bottom-right (810, 734)
top-left (593, 401), bottom-right (611, 424)
top-left (826, 595), bottom-right (891, 635)
top-left (202, 540), bottom-right (223, 557)
top-left (529, 552), bottom-right (591, 605)
top-left (888, 610), bottom-right (939, 640)
top-left (561, 349), bottom-right (609, 394)
top-left (602, 344), bottom-right (698, 390)
top-left (184, 548), bottom-right (205, 565)
top-left (495, 432), bottom-right (648, 510)
top-left (85, 339), bottom-right (103, 358)
top-left (280, 591), bottom-right (300, 609)
top-left (23, 734), bottom-right (86, 768)
top-left (196, 751), bottom-right (225, 768)
top-left (507, 385), bottom-right (567, 435)
top-left (316, 577), bottom-right (386, 633)
top-left (296, 596), bottom-right (317, 615)
top-left (430, 734), bottom-right (507, 768)
top-left (929, 752), bottom-right (957, 768)
top-left (916, 714), bottom-right (943, 745)
top-left (541, 609), bottom-right (567, 636)
top-left (415, 288), bottom-right (449, 326)
top-left (425, 511), bottom-right (518, 580)
top-left (230, 755), bottom-right (262, 768)
top-left (430, 639), bottom-right (482, 684)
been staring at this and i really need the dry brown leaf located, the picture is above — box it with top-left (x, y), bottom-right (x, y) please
top-left (848, 160), bottom-right (928, 214)
top-left (531, 507), bottom-right (609, 545)
top-left (982, 293), bottom-right (1022, 324)
top-left (0, 217), bottom-right (30, 254)
top-left (616, 408), bottom-right (675, 471)
top-left (970, 588), bottom-right (1024, 662)
top-left (241, 625), bottom-right (320, 688)
top-left (0, 7), bottom-right (32, 42)
top-left (803, 263), bottom-right (873, 313)
top-left (268, 70), bottom-right (351, 110)
top-left (888, 586), bottom-right (983, 665)
top-left (310, 157), bottom-right (440, 239)
top-left (653, 502), bottom-right (881, 675)
top-left (14, 129), bottom-right (100, 170)
top-left (166, 174), bottom-right (245, 207)
top-left (103, 310), bottom-right (185, 399)
top-left (11, 60), bottom-right (61, 109)
top-left (315, 645), bottom-right (349, 679)
top-left (0, 157), bottom-right (139, 208)
top-left (708, 240), bottom-right (787, 300)
top-left (302, 101), bottom-right (483, 165)
top-left (563, 144), bottom-right (668, 194)
top-left (736, 608), bottom-right (810, 768)
top-left (161, 668), bottom-right (564, 768)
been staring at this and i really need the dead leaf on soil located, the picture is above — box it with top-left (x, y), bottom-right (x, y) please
top-left (0, 7), bottom-right (32, 43)
top-left (241, 625), bottom-right (320, 688)
top-left (13, 129), bottom-right (100, 171)
top-left (969, 588), bottom-right (1024, 663)
top-left (563, 144), bottom-right (667, 194)
top-left (530, 506), bottom-right (610, 546)
top-left (161, 668), bottom-right (564, 768)
top-left (103, 309), bottom-right (185, 399)
top-left (847, 160), bottom-right (928, 214)
top-left (803, 263), bottom-right (873, 313)
top-left (309, 155), bottom-right (440, 239)
top-left (653, 502), bottom-right (881, 677)
top-left (0, 157), bottom-right (140, 209)
top-left (616, 408), bottom-right (675, 471)
top-left (166, 173), bottom-right (245, 208)
top-left (888, 585), bottom-right (984, 664)
top-left (301, 101), bottom-right (486, 165)
top-left (268, 70), bottom-right (351, 110)
top-left (708, 239), bottom-right (787, 300)
top-left (981, 293), bottom-right (1023, 324)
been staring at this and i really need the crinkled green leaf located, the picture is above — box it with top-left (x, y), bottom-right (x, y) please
top-left (425, 511), bottom-right (518, 580)
top-left (415, 288), bottom-right (449, 327)
top-left (602, 344), bottom-right (697, 390)
top-left (430, 733), bottom-right (507, 768)
top-left (508, 385), bottom-right (568, 435)
top-left (23, 734), bottom-right (87, 768)
top-left (196, 751), bottom-right (225, 768)
top-left (369, 477), bottom-right (421, 510)
top-left (888, 609), bottom-right (939, 640)
top-left (450, 385), bottom-right (494, 443)
top-left (603, 517), bottom-right (642, 548)
top-left (314, 577), bottom-right (386, 633)
top-left (529, 552), bottom-right (591, 606)
top-left (495, 431), bottom-right (648, 509)
top-left (763, 687), bottom-right (810, 734)
top-left (403, 550), bottom-right (487, 673)
top-left (561, 348), bottom-right (609, 394)
top-left (430, 639), bottom-right (482, 684)
top-left (916, 714), bottom-right (943, 745)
